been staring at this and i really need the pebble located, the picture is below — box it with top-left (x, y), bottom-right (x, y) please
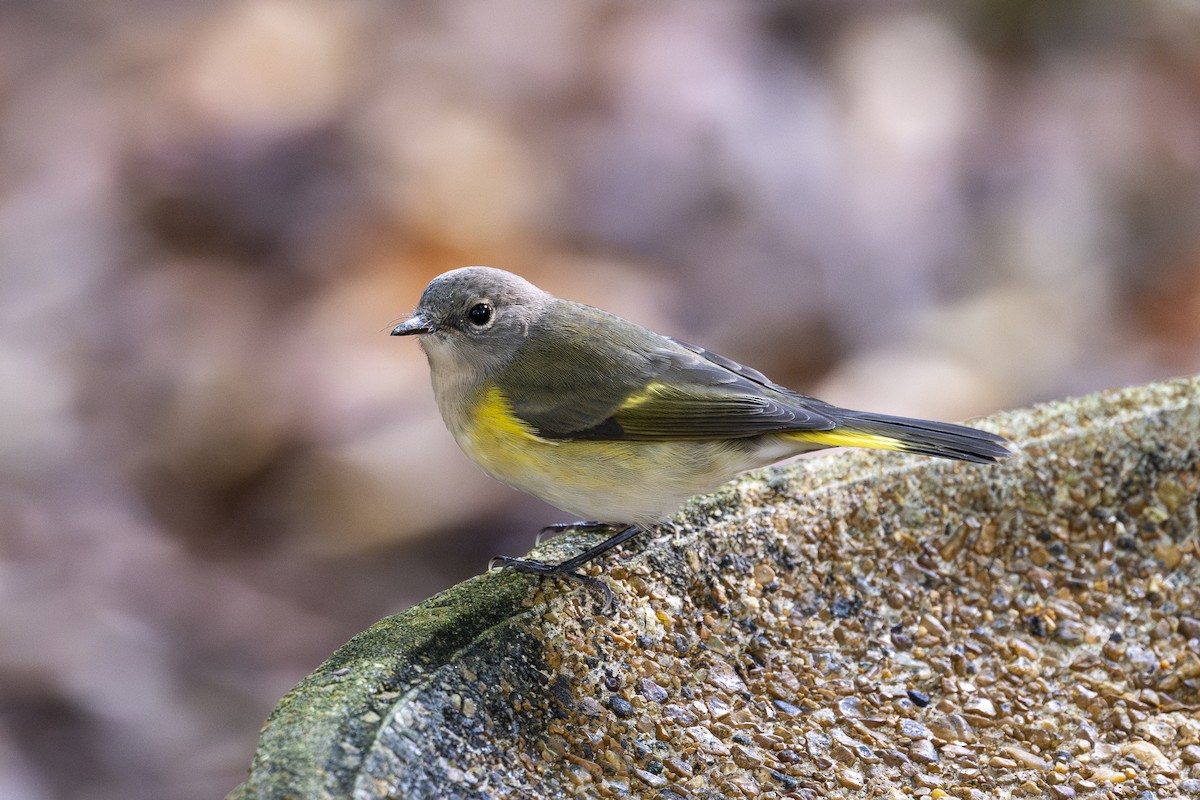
top-left (805, 730), bottom-right (831, 758)
top-left (964, 697), bottom-right (996, 717)
top-left (723, 772), bottom-right (761, 796)
top-left (1008, 638), bottom-right (1038, 660)
top-left (1003, 746), bottom-right (1049, 771)
top-left (639, 678), bottom-right (669, 702)
top-left (920, 614), bottom-right (948, 638)
top-left (1054, 620), bottom-right (1087, 644)
top-left (663, 756), bottom-right (693, 777)
top-left (1135, 719), bottom-right (1177, 746)
top-left (607, 696), bottom-right (634, 718)
top-left (633, 768), bottom-right (667, 787)
top-left (837, 769), bottom-right (865, 790)
top-left (1092, 767), bottom-right (1127, 783)
top-left (1026, 567), bottom-right (1056, 593)
top-left (1156, 543), bottom-right (1184, 569)
top-left (773, 699), bottom-right (801, 717)
top-left (910, 739), bottom-right (939, 764)
top-left (686, 725), bottom-right (731, 756)
top-left (729, 745), bottom-right (761, 770)
top-left (753, 564), bottom-right (776, 586)
top-left (928, 713), bottom-right (975, 743)
top-left (1122, 740), bottom-right (1171, 769)
top-left (836, 697), bottom-right (865, 718)
top-left (706, 661), bottom-right (748, 694)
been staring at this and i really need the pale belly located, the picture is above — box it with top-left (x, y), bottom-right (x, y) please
top-left (454, 419), bottom-right (791, 526)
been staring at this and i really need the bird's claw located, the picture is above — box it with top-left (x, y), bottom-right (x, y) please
top-left (489, 555), bottom-right (617, 614)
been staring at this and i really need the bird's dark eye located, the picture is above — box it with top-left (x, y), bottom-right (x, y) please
top-left (467, 302), bottom-right (493, 326)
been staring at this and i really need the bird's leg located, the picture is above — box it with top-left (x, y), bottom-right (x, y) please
top-left (490, 523), bottom-right (643, 613)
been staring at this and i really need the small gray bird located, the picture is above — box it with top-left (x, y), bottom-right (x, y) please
top-left (393, 267), bottom-right (1013, 608)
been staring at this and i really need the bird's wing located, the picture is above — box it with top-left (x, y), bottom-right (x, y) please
top-left (500, 306), bottom-right (837, 441)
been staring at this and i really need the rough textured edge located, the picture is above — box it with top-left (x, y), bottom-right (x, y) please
top-left (229, 375), bottom-right (1199, 799)
top-left (715, 373), bottom-right (1197, 526)
top-left (233, 572), bottom-right (541, 799)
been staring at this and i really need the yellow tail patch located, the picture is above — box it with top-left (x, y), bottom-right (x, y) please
top-left (784, 429), bottom-right (907, 452)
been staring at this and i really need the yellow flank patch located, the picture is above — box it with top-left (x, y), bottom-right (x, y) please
top-left (471, 385), bottom-right (543, 443)
top-left (784, 429), bottom-right (906, 451)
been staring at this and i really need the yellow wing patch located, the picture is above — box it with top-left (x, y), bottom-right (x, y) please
top-left (615, 380), bottom-right (673, 411)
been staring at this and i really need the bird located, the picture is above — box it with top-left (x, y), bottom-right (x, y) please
top-left (392, 266), bottom-right (1014, 609)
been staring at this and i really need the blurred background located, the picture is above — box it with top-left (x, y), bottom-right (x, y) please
top-left (2, 0), bottom-right (1199, 797)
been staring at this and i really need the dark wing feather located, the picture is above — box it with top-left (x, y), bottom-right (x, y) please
top-left (499, 301), bottom-right (837, 441)
top-left (587, 377), bottom-right (833, 441)
top-left (585, 339), bottom-right (837, 441)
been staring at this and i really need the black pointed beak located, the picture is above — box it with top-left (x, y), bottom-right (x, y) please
top-left (391, 314), bottom-right (435, 336)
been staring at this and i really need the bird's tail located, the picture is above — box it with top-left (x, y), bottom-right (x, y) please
top-left (786, 410), bottom-right (1016, 465)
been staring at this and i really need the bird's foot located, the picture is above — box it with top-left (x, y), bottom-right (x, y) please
top-left (489, 523), bottom-right (642, 614)
top-left (489, 555), bottom-right (617, 613)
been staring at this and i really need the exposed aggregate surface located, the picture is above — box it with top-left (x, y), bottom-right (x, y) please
top-left (506, 403), bottom-right (1199, 797)
top-left (234, 377), bottom-right (1200, 800)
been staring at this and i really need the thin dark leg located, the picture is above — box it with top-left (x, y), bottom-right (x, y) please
top-left (490, 523), bottom-right (643, 613)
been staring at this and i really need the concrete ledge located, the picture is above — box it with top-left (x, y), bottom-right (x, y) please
top-left (231, 376), bottom-right (1200, 799)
